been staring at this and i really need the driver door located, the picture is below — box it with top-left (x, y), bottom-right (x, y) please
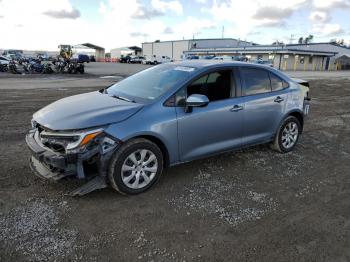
top-left (175, 69), bottom-right (244, 161)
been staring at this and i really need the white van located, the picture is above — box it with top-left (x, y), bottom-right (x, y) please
top-left (212, 56), bottom-right (233, 61)
top-left (143, 55), bottom-right (173, 65)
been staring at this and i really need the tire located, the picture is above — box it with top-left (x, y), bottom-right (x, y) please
top-left (108, 138), bottom-right (164, 195)
top-left (271, 116), bottom-right (301, 153)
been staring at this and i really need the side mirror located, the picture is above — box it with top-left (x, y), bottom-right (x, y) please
top-left (185, 94), bottom-right (209, 113)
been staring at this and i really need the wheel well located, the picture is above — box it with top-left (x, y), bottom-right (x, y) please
top-left (134, 135), bottom-right (170, 168)
top-left (288, 111), bottom-right (304, 131)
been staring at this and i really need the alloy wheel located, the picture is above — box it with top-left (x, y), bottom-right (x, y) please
top-left (121, 149), bottom-right (158, 189)
top-left (281, 122), bottom-right (299, 149)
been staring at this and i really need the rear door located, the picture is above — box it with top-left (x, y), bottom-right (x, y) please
top-left (239, 67), bottom-right (288, 145)
top-left (176, 68), bottom-right (245, 161)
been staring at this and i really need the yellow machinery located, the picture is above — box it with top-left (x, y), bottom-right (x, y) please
top-left (58, 45), bottom-right (73, 60)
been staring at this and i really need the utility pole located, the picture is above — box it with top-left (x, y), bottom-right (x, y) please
top-left (222, 26), bottom-right (224, 39)
top-left (289, 34), bottom-right (296, 44)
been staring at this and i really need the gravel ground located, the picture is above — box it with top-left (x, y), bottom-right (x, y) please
top-left (0, 67), bottom-right (349, 261)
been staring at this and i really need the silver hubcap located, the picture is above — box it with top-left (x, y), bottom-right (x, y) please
top-left (281, 122), bottom-right (298, 149)
top-left (121, 149), bottom-right (158, 189)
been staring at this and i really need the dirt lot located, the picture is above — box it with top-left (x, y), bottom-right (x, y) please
top-left (0, 66), bottom-right (349, 262)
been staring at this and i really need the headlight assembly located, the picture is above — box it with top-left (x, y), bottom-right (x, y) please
top-left (66, 130), bottom-right (103, 151)
top-left (39, 128), bottom-right (104, 154)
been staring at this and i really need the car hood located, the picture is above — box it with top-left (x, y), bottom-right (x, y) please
top-left (33, 91), bottom-right (143, 130)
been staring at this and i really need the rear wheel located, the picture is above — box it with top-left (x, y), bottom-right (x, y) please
top-left (271, 116), bottom-right (301, 153)
top-left (108, 138), bottom-right (163, 195)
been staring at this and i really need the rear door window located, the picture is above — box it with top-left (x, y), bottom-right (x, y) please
top-left (269, 73), bottom-right (289, 91)
top-left (241, 68), bottom-right (271, 96)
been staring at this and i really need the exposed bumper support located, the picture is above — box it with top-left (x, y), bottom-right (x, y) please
top-left (69, 176), bottom-right (108, 196)
top-left (303, 97), bottom-right (311, 116)
top-left (25, 129), bottom-right (119, 195)
top-left (29, 156), bottom-right (75, 180)
top-left (26, 131), bottom-right (76, 179)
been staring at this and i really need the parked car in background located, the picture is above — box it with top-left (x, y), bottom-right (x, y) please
top-left (26, 61), bottom-right (310, 196)
top-left (185, 55), bottom-right (200, 60)
top-left (130, 56), bottom-right (145, 64)
top-left (6, 53), bottom-right (23, 61)
top-left (158, 55), bottom-right (173, 64)
top-left (36, 53), bottom-right (50, 61)
top-left (202, 55), bottom-right (215, 60)
top-left (73, 54), bottom-right (90, 63)
top-left (0, 56), bottom-right (10, 72)
top-left (213, 56), bottom-right (233, 61)
top-left (251, 60), bottom-right (274, 67)
top-left (90, 55), bottom-right (96, 62)
top-left (142, 55), bottom-right (155, 64)
top-left (119, 55), bottom-right (134, 63)
top-left (2, 49), bottom-right (23, 60)
top-left (232, 56), bottom-right (249, 62)
top-left (0, 55), bottom-right (11, 65)
top-left (143, 55), bottom-right (173, 65)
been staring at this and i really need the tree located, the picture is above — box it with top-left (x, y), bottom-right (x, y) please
top-left (272, 41), bottom-right (284, 45)
top-left (304, 34), bottom-right (314, 44)
top-left (337, 39), bottom-right (345, 46)
top-left (298, 35), bottom-right (314, 44)
top-left (330, 38), bottom-right (347, 46)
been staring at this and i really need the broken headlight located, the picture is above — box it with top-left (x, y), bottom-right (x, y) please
top-left (39, 128), bottom-right (104, 154)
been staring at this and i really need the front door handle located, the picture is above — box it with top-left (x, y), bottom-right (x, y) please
top-left (274, 96), bottom-right (284, 103)
top-left (230, 105), bottom-right (244, 112)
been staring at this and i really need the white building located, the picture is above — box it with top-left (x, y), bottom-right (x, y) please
top-left (185, 45), bottom-right (337, 71)
top-left (73, 43), bottom-right (105, 61)
top-left (110, 46), bottom-right (142, 59)
top-left (143, 38), bottom-right (350, 71)
top-left (142, 38), bottom-right (256, 61)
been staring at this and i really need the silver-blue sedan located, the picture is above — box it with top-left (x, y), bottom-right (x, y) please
top-left (26, 61), bottom-right (310, 195)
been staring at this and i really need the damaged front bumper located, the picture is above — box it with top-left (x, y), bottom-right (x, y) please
top-left (303, 96), bottom-right (311, 116)
top-left (25, 127), bottom-right (119, 195)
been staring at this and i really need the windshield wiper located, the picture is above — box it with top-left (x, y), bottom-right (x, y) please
top-left (111, 95), bottom-right (136, 103)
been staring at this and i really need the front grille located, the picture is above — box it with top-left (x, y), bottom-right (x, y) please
top-left (36, 125), bottom-right (79, 153)
top-left (42, 140), bottom-right (66, 153)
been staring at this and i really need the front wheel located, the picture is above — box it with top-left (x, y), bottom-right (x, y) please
top-left (108, 138), bottom-right (163, 195)
top-left (271, 116), bottom-right (301, 153)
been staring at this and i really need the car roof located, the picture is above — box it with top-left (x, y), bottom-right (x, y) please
top-left (166, 60), bottom-right (291, 82)
top-left (170, 60), bottom-right (271, 70)
top-left (0, 56), bottom-right (11, 60)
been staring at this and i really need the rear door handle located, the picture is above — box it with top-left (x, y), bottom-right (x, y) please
top-left (230, 105), bottom-right (244, 112)
top-left (274, 96), bottom-right (284, 103)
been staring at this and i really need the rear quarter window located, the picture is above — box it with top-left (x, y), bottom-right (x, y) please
top-left (269, 73), bottom-right (289, 91)
top-left (241, 68), bottom-right (271, 96)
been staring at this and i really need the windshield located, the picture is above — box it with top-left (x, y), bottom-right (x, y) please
top-left (107, 64), bottom-right (195, 103)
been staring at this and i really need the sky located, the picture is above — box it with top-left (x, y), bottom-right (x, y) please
top-left (0, 0), bottom-right (349, 51)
